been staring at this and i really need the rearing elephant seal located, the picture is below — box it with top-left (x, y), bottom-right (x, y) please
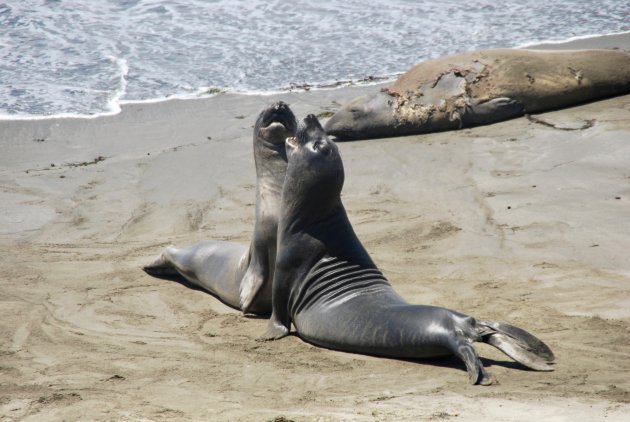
top-left (143, 102), bottom-right (296, 314)
top-left (260, 114), bottom-right (554, 384)
top-left (325, 48), bottom-right (630, 140)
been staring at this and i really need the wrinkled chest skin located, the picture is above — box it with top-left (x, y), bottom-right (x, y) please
top-left (289, 255), bottom-right (451, 358)
top-left (262, 114), bottom-right (555, 386)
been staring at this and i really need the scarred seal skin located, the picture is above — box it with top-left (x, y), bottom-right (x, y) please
top-left (260, 114), bottom-right (555, 385)
top-left (325, 48), bottom-right (630, 140)
top-left (143, 102), bottom-right (296, 315)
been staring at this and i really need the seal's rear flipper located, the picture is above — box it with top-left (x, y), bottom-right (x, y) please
top-left (142, 248), bottom-right (179, 278)
top-left (451, 338), bottom-right (494, 385)
top-left (462, 97), bottom-right (525, 127)
top-left (478, 320), bottom-right (555, 371)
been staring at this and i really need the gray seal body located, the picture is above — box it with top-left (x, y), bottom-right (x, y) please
top-left (260, 114), bottom-right (555, 384)
top-left (325, 48), bottom-right (630, 140)
top-left (143, 102), bottom-right (296, 314)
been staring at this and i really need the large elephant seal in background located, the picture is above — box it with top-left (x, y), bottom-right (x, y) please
top-left (260, 114), bottom-right (554, 384)
top-left (143, 102), bottom-right (296, 314)
top-left (325, 48), bottom-right (630, 140)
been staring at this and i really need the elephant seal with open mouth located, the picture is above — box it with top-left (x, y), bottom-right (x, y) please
top-left (325, 48), bottom-right (630, 140)
top-left (260, 114), bottom-right (554, 384)
top-left (143, 102), bottom-right (296, 314)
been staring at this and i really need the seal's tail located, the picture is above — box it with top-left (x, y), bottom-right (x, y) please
top-left (142, 247), bottom-right (180, 278)
top-left (477, 320), bottom-right (555, 371)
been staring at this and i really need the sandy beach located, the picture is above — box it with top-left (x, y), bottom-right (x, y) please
top-left (1, 33), bottom-right (630, 421)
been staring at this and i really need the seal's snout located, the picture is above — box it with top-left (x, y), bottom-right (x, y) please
top-left (274, 101), bottom-right (288, 111)
top-left (259, 101), bottom-right (297, 132)
top-left (271, 101), bottom-right (290, 119)
top-left (324, 102), bottom-right (365, 140)
top-left (291, 114), bottom-right (339, 161)
top-left (296, 114), bottom-right (327, 145)
top-left (299, 114), bottom-right (325, 131)
top-left (304, 113), bottom-right (321, 127)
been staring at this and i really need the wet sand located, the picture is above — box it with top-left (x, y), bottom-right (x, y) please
top-left (1, 34), bottom-right (630, 421)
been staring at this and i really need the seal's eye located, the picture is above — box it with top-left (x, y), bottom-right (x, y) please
top-left (313, 140), bottom-right (331, 156)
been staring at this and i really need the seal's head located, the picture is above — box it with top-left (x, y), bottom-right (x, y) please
top-left (324, 93), bottom-right (397, 141)
top-left (284, 114), bottom-right (344, 213)
top-left (254, 101), bottom-right (297, 147)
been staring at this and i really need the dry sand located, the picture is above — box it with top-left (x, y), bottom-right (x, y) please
top-left (1, 34), bottom-right (630, 421)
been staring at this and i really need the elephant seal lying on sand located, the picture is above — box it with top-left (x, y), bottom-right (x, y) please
top-left (325, 48), bottom-right (630, 140)
top-left (143, 102), bottom-right (296, 314)
top-left (260, 114), bottom-right (554, 385)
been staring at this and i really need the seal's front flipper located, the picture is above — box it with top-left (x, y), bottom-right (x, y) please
top-left (240, 265), bottom-right (265, 314)
top-left (478, 320), bottom-right (555, 371)
top-left (256, 318), bottom-right (289, 342)
top-left (240, 240), bottom-right (273, 313)
top-left (461, 97), bottom-right (525, 127)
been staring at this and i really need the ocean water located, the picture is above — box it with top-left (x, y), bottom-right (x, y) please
top-left (1, 0), bottom-right (628, 119)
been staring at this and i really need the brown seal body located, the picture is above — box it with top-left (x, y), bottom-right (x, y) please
top-left (325, 48), bottom-right (630, 140)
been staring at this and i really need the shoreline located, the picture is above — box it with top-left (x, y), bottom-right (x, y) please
top-left (2, 30), bottom-right (628, 122)
top-left (516, 29), bottom-right (630, 49)
top-left (1, 32), bottom-right (630, 420)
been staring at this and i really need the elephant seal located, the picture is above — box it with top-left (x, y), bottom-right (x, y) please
top-left (325, 48), bottom-right (630, 140)
top-left (260, 114), bottom-right (554, 384)
top-left (143, 102), bottom-right (296, 314)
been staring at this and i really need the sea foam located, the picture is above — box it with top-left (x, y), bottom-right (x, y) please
top-left (1, 0), bottom-right (627, 119)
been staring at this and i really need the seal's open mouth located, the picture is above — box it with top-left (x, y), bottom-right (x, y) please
top-left (260, 101), bottom-right (297, 133)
